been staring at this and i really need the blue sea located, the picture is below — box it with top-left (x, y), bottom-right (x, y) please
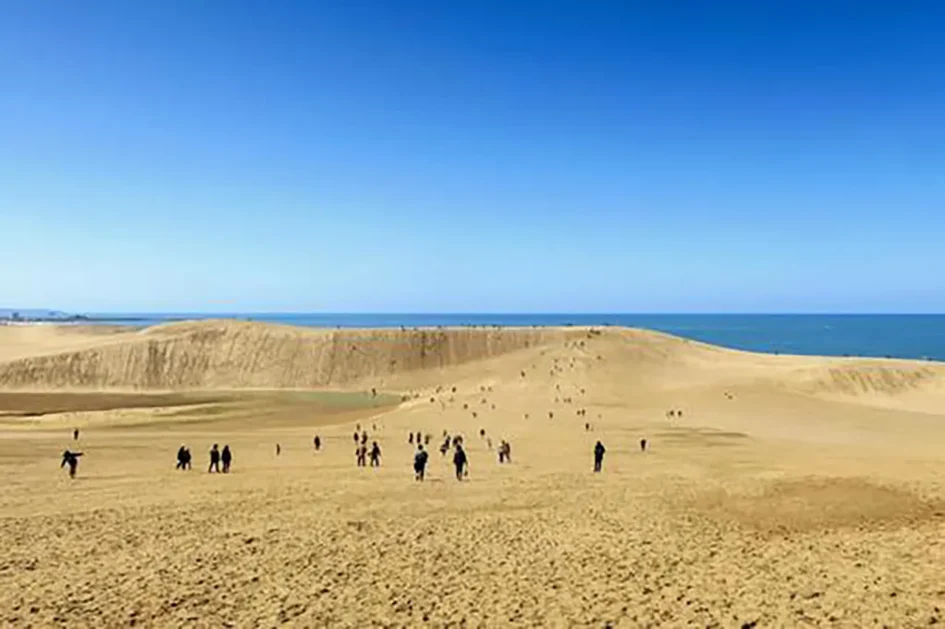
top-left (84, 313), bottom-right (945, 363)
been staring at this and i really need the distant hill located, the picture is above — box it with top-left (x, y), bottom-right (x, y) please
top-left (0, 308), bottom-right (85, 321)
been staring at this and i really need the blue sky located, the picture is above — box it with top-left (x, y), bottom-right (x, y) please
top-left (1, 1), bottom-right (943, 313)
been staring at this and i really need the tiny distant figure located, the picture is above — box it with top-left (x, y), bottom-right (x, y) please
top-left (276, 443), bottom-right (281, 456)
top-left (356, 423), bottom-right (361, 432)
top-left (667, 410), bottom-right (675, 419)
top-left (372, 423), bottom-right (377, 431)
top-left (409, 432), bottom-right (414, 444)
top-left (487, 437), bottom-right (493, 450)
top-left (209, 444), bottom-right (221, 473)
top-left (677, 410), bottom-right (684, 418)
top-left (414, 445), bottom-right (429, 481)
top-left (593, 441), bottom-right (606, 473)
top-left (640, 438), bottom-right (647, 452)
top-left (356, 444), bottom-right (367, 467)
top-left (585, 422), bottom-right (590, 432)
top-left (424, 434), bottom-right (431, 445)
top-left (73, 428), bottom-right (79, 441)
top-left (415, 431), bottom-right (422, 444)
top-left (314, 435), bottom-right (321, 451)
top-left (371, 387), bottom-right (377, 398)
top-left (440, 438), bottom-right (450, 456)
top-left (479, 428), bottom-right (486, 438)
top-left (222, 445), bottom-right (232, 473)
top-left (61, 450), bottom-right (84, 478)
top-left (504, 441), bottom-right (511, 463)
top-left (353, 431), bottom-right (359, 444)
top-left (453, 444), bottom-right (468, 481)
top-left (361, 433), bottom-right (368, 446)
top-left (370, 441), bottom-right (382, 467)
top-left (176, 445), bottom-right (188, 470)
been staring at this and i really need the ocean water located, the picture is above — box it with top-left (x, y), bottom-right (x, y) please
top-left (85, 313), bottom-right (945, 362)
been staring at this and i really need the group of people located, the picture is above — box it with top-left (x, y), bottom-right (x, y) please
top-left (353, 429), bottom-right (382, 467)
top-left (175, 446), bottom-right (193, 470)
top-left (173, 444), bottom-right (232, 473)
top-left (207, 444), bottom-right (232, 473)
top-left (61, 412), bottom-right (641, 480)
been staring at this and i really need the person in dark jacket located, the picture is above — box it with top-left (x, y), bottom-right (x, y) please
top-left (593, 441), bottom-right (606, 473)
top-left (176, 446), bottom-right (188, 470)
top-left (414, 444), bottom-right (429, 481)
top-left (221, 445), bottom-right (232, 473)
top-left (453, 444), bottom-right (468, 481)
top-left (209, 444), bottom-right (221, 473)
top-left (61, 450), bottom-right (84, 478)
top-left (314, 435), bottom-right (321, 451)
top-left (370, 441), bottom-right (382, 467)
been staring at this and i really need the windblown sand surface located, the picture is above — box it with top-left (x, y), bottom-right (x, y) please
top-left (2, 321), bottom-right (945, 627)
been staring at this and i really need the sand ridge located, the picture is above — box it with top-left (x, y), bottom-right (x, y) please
top-left (2, 320), bottom-right (945, 627)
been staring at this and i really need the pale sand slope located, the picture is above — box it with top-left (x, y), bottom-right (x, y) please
top-left (1, 321), bottom-right (945, 627)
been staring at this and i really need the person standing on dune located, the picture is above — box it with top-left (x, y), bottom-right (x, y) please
top-left (73, 428), bottom-right (79, 441)
top-left (314, 436), bottom-right (321, 451)
top-left (453, 444), bottom-right (468, 481)
top-left (222, 445), bottom-right (232, 473)
top-left (209, 444), bottom-right (221, 473)
top-left (414, 444), bottom-right (429, 481)
top-left (370, 441), bottom-right (382, 467)
top-left (593, 441), bottom-right (606, 473)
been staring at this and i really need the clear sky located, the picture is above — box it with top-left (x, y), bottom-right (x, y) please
top-left (1, 1), bottom-right (943, 313)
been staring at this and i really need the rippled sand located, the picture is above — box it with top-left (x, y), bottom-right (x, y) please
top-left (2, 322), bottom-right (945, 627)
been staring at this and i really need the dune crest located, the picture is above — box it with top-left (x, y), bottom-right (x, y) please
top-left (0, 320), bottom-right (567, 390)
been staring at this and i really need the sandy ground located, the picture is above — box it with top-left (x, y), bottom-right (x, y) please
top-left (1, 321), bottom-right (945, 628)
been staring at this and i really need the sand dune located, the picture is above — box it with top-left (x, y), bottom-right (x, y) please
top-left (2, 320), bottom-right (945, 627)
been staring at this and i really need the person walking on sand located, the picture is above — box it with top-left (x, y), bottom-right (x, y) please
top-left (73, 428), bottom-right (79, 441)
top-left (183, 447), bottom-right (192, 469)
top-left (356, 443), bottom-right (367, 467)
top-left (409, 432), bottom-right (414, 444)
top-left (276, 443), bottom-right (281, 456)
top-left (209, 444), bottom-right (221, 473)
top-left (314, 435), bottom-right (321, 451)
top-left (593, 441), bottom-right (606, 473)
top-left (640, 438), bottom-right (647, 452)
top-left (370, 441), bottom-right (382, 467)
top-left (221, 445), bottom-right (232, 473)
top-left (414, 444), bottom-right (429, 481)
top-left (61, 450), bottom-right (84, 478)
top-left (453, 444), bottom-right (468, 481)
top-left (176, 446), bottom-right (188, 470)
